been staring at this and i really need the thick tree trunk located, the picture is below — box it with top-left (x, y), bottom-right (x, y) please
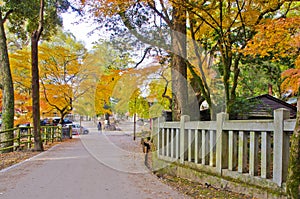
top-left (286, 96), bottom-right (300, 198)
top-left (0, 14), bottom-right (14, 153)
top-left (31, 32), bottom-right (43, 151)
top-left (171, 3), bottom-right (188, 121)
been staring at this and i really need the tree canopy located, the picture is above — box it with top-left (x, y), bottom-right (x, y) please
top-left (80, 0), bottom-right (299, 120)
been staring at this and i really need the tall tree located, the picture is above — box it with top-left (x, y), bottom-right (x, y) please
top-left (170, 0), bottom-right (188, 120)
top-left (30, 0), bottom-right (44, 151)
top-left (0, 7), bottom-right (14, 152)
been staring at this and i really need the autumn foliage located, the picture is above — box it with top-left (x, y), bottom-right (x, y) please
top-left (243, 17), bottom-right (300, 96)
top-left (95, 70), bottom-right (123, 115)
top-left (243, 17), bottom-right (300, 62)
top-left (281, 67), bottom-right (300, 96)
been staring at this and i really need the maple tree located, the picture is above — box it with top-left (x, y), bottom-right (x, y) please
top-left (10, 47), bottom-right (51, 124)
top-left (39, 30), bottom-right (92, 122)
top-left (243, 18), bottom-right (300, 62)
top-left (282, 67), bottom-right (300, 199)
top-left (9, 29), bottom-right (93, 124)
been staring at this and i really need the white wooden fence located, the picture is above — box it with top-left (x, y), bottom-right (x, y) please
top-left (153, 108), bottom-right (296, 188)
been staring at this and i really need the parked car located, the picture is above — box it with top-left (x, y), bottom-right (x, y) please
top-left (67, 123), bottom-right (89, 135)
top-left (41, 118), bottom-right (51, 126)
top-left (62, 118), bottom-right (73, 125)
top-left (51, 117), bottom-right (60, 126)
top-left (50, 117), bottom-right (73, 126)
top-left (18, 122), bottom-right (31, 133)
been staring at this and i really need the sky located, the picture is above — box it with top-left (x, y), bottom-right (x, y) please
top-left (61, 11), bottom-right (153, 66)
top-left (62, 12), bottom-right (100, 50)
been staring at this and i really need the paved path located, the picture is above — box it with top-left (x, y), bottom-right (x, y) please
top-left (0, 121), bottom-right (189, 199)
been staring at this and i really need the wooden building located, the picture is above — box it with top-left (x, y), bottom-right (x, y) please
top-left (242, 94), bottom-right (297, 119)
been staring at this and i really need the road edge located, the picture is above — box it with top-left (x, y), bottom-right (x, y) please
top-left (0, 144), bottom-right (61, 173)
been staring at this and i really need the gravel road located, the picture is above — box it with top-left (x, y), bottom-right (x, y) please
top-left (0, 121), bottom-right (189, 199)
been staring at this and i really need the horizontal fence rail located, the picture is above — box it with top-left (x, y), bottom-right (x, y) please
top-left (0, 126), bottom-right (65, 152)
top-left (153, 108), bottom-right (296, 189)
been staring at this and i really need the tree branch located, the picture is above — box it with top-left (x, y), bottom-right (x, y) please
top-left (184, 1), bottom-right (221, 35)
top-left (160, 69), bottom-right (172, 104)
top-left (235, 0), bottom-right (247, 40)
top-left (255, 2), bottom-right (284, 25)
top-left (281, 1), bottom-right (293, 18)
top-left (40, 80), bottom-right (61, 110)
top-left (119, 11), bottom-right (170, 51)
top-left (148, 0), bottom-right (172, 27)
top-left (134, 47), bottom-right (151, 68)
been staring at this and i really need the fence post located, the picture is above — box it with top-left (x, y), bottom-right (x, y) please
top-left (180, 115), bottom-right (190, 164)
top-left (153, 117), bottom-right (164, 157)
top-left (69, 125), bottom-right (72, 139)
top-left (273, 108), bottom-right (290, 186)
top-left (216, 112), bottom-right (229, 175)
top-left (44, 128), bottom-right (48, 145)
top-left (51, 127), bottom-right (54, 143)
top-left (17, 129), bottom-right (21, 150)
top-left (154, 118), bottom-right (160, 157)
top-left (58, 126), bottom-right (62, 141)
top-left (27, 128), bottom-right (32, 149)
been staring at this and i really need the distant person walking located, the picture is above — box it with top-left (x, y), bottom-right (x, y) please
top-left (97, 121), bottom-right (102, 132)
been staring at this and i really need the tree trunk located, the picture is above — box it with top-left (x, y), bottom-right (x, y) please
top-left (31, 0), bottom-right (44, 151)
top-left (31, 32), bottom-right (43, 151)
top-left (171, 3), bottom-right (188, 121)
top-left (286, 96), bottom-right (300, 199)
top-left (0, 13), bottom-right (14, 153)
